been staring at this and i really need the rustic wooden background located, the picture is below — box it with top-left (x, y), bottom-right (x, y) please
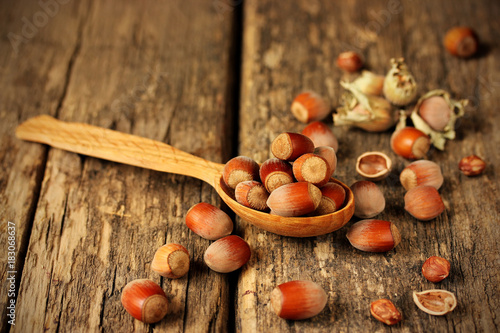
top-left (1, 0), bottom-right (499, 332)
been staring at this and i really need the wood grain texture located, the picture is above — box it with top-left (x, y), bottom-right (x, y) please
top-left (236, 0), bottom-right (499, 332)
top-left (2, 0), bottom-right (236, 332)
top-left (0, 0), bottom-right (499, 332)
top-left (0, 1), bottom-right (85, 332)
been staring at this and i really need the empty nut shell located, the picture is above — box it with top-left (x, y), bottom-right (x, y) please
top-left (413, 289), bottom-right (457, 315)
top-left (355, 152), bottom-right (392, 181)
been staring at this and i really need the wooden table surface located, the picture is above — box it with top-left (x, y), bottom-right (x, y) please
top-left (1, 0), bottom-right (499, 332)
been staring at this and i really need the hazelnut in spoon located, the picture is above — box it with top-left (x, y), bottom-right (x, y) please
top-left (15, 115), bottom-right (354, 237)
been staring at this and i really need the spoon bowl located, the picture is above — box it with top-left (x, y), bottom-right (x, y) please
top-left (16, 115), bottom-right (354, 237)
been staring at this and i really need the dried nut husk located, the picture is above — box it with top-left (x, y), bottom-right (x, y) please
top-left (411, 89), bottom-right (467, 150)
top-left (413, 289), bottom-right (457, 315)
top-left (383, 58), bottom-right (418, 106)
top-left (356, 151), bottom-right (392, 181)
top-left (334, 81), bottom-right (397, 132)
top-left (400, 160), bottom-right (444, 191)
top-left (351, 70), bottom-right (385, 96)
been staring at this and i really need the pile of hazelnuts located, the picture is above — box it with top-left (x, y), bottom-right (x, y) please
top-left (120, 26), bottom-right (487, 327)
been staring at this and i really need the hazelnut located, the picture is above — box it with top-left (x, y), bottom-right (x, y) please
top-left (301, 121), bottom-right (339, 151)
top-left (370, 299), bottom-right (402, 325)
top-left (444, 26), bottom-right (478, 58)
top-left (235, 180), bottom-right (269, 211)
top-left (422, 256), bottom-right (450, 283)
top-left (346, 219), bottom-right (401, 253)
top-left (458, 155), bottom-right (486, 176)
top-left (271, 132), bottom-right (314, 161)
top-left (185, 202), bottom-right (233, 240)
top-left (312, 182), bottom-right (346, 216)
top-left (417, 96), bottom-right (452, 132)
top-left (351, 181), bottom-right (385, 219)
top-left (151, 243), bottom-right (190, 279)
top-left (204, 235), bottom-right (251, 273)
top-left (259, 158), bottom-right (294, 193)
top-left (121, 279), bottom-right (169, 324)
top-left (313, 146), bottom-right (337, 176)
top-left (271, 280), bottom-right (327, 320)
top-left (400, 160), bottom-right (444, 191)
top-left (390, 127), bottom-right (431, 160)
top-left (352, 70), bottom-right (385, 96)
top-left (404, 186), bottom-right (445, 221)
top-left (291, 91), bottom-right (331, 123)
top-left (266, 182), bottom-right (322, 217)
top-left (292, 153), bottom-right (331, 187)
top-left (336, 51), bottom-right (363, 73)
top-left (222, 156), bottom-right (260, 189)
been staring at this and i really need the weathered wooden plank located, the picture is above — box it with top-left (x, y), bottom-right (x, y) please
top-left (0, 1), bottom-right (84, 332)
top-left (236, 0), bottom-right (499, 332)
top-left (10, 0), bottom-right (237, 332)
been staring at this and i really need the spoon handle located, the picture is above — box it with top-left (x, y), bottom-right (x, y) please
top-left (15, 115), bottom-right (224, 187)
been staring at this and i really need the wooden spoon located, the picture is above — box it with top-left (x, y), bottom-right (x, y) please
top-left (15, 115), bottom-right (354, 237)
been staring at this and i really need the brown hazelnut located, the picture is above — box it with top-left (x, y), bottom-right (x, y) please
top-left (336, 51), bottom-right (363, 72)
top-left (271, 280), bottom-right (328, 320)
top-left (422, 256), bottom-right (450, 283)
top-left (404, 186), bottom-right (445, 221)
top-left (370, 299), bottom-right (402, 325)
top-left (443, 26), bottom-right (478, 58)
top-left (458, 155), bottom-right (486, 176)
top-left (291, 92), bottom-right (331, 123)
top-left (346, 219), bottom-right (401, 253)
